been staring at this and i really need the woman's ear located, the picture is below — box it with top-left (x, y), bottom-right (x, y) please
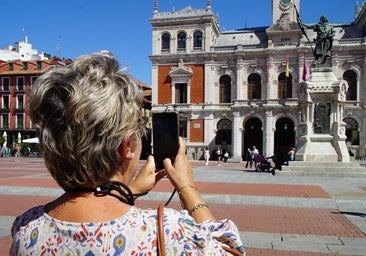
top-left (119, 135), bottom-right (135, 160)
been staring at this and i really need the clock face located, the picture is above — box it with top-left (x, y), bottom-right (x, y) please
top-left (281, 0), bottom-right (291, 5)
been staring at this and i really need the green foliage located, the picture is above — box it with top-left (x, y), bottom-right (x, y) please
top-left (20, 143), bottom-right (30, 152)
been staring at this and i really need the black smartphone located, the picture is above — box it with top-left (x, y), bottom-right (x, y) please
top-left (152, 112), bottom-right (179, 171)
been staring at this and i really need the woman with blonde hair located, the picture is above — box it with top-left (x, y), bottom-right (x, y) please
top-left (10, 51), bottom-right (245, 255)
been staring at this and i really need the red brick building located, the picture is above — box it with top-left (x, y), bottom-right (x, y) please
top-left (0, 58), bottom-right (152, 152)
top-left (0, 58), bottom-right (71, 147)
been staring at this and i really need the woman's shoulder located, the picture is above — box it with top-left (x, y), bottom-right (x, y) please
top-left (11, 205), bottom-right (46, 234)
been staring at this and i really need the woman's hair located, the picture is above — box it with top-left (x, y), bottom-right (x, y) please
top-left (30, 51), bottom-right (145, 191)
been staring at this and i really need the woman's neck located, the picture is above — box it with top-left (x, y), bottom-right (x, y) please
top-left (45, 191), bottom-right (131, 222)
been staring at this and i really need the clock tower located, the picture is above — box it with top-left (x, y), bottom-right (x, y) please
top-left (272, 0), bottom-right (300, 25)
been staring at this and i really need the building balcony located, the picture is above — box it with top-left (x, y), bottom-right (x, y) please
top-left (13, 107), bottom-right (25, 112)
top-left (232, 98), bottom-right (299, 107)
top-left (338, 38), bottom-right (364, 45)
top-left (0, 106), bottom-right (10, 111)
top-left (152, 99), bottom-right (365, 115)
top-left (344, 101), bottom-right (364, 108)
top-left (12, 90), bottom-right (25, 95)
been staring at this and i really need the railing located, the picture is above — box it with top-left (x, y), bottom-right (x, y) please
top-left (152, 98), bottom-right (365, 112)
top-left (338, 38), bottom-right (364, 45)
top-left (232, 98), bottom-right (299, 107)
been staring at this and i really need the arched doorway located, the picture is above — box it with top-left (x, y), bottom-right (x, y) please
top-left (274, 117), bottom-right (295, 165)
top-left (343, 117), bottom-right (359, 157)
top-left (343, 117), bottom-right (359, 145)
top-left (243, 118), bottom-right (263, 159)
top-left (215, 118), bottom-right (232, 146)
top-left (343, 70), bottom-right (357, 100)
top-left (215, 118), bottom-right (232, 160)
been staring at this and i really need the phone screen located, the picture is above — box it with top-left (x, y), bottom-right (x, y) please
top-left (152, 112), bottom-right (179, 171)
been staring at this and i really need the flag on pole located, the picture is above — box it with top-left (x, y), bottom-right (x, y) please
top-left (285, 55), bottom-right (290, 77)
top-left (302, 58), bottom-right (307, 81)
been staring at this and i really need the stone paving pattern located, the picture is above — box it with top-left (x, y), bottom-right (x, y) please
top-left (0, 158), bottom-right (365, 255)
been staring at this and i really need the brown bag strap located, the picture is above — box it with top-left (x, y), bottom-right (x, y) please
top-left (222, 245), bottom-right (244, 256)
top-left (157, 203), bottom-right (165, 256)
top-left (157, 203), bottom-right (242, 256)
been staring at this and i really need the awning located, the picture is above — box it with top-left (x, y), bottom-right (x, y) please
top-left (22, 137), bottom-right (39, 144)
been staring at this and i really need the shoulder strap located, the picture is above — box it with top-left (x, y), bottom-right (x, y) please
top-left (157, 203), bottom-right (242, 255)
top-left (222, 245), bottom-right (244, 256)
top-left (157, 203), bottom-right (165, 256)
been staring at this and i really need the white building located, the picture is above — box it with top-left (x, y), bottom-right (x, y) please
top-left (0, 36), bottom-right (49, 61)
top-left (150, 0), bottom-right (366, 162)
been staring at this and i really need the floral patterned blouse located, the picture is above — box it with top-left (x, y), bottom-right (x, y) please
top-left (10, 205), bottom-right (245, 255)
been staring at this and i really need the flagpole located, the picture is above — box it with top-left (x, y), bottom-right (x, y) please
top-left (282, 54), bottom-right (290, 99)
top-left (295, 5), bottom-right (314, 55)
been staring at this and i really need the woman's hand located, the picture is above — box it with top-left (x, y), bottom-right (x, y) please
top-left (163, 138), bottom-right (194, 190)
top-left (129, 156), bottom-right (165, 196)
top-left (163, 138), bottom-right (215, 222)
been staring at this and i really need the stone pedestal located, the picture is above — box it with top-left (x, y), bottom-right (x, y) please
top-left (296, 66), bottom-right (350, 162)
top-left (279, 161), bottom-right (366, 177)
top-left (297, 134), bottom-right (338, 162)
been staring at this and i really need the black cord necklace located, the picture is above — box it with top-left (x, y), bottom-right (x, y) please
top-left (93, 181), bottom-right (147, 206)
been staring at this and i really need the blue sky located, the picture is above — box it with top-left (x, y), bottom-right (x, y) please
top-left (0, 0), bottom-right (358, 85)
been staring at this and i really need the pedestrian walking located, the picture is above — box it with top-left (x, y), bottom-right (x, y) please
top-left (14, 144), bottom-right (21, 162)
top-left (252, 146), bottom-right (259, 167)
top-left (204, 147), bottom-right (210, 166)
top-left (245, 148), bottom-right (253, 168)
top-left (216, 146), bottom-right (222, 166)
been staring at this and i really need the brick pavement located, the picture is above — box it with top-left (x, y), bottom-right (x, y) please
top-left (0, 157), bottom-right (365, 256)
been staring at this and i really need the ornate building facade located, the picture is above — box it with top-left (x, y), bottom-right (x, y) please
top-left (150, 0), bottom-right (366, 161)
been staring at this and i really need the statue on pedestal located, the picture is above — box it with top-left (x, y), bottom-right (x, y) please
top-left (295, 6), bottom-right (335, 65)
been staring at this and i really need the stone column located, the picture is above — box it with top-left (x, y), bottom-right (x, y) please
top-left (204, 112), bottom-right (215, 146)
top-left (236, 59), bottom-right (244, 100)
top-left (266, 58), bottom-right (275, 99)
top-left (232, 111), bottom-right (242, 161)
top-left (151, 64), bottom-right (159, 104)
top-left (264, 110), bottom-right (275, 157)
top-left (331, 79), bottom-right (350, 162)
top-left (204, 61), bottom-right (214, 103)
top-left (187, 80), bottom-right (191, 104)
top-left (171, 82), bottom-right (175, 104)
top-left (242, 64), bottom-right (249, 100)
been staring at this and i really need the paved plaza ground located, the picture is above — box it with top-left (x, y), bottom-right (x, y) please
top-left (0, 157), bottom-right (365, 255)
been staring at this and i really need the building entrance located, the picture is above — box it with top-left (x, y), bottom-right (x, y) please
top-left (274, 117), bottom-right (295, 165)
top-left (243, 118), bottom-right (263, 159)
